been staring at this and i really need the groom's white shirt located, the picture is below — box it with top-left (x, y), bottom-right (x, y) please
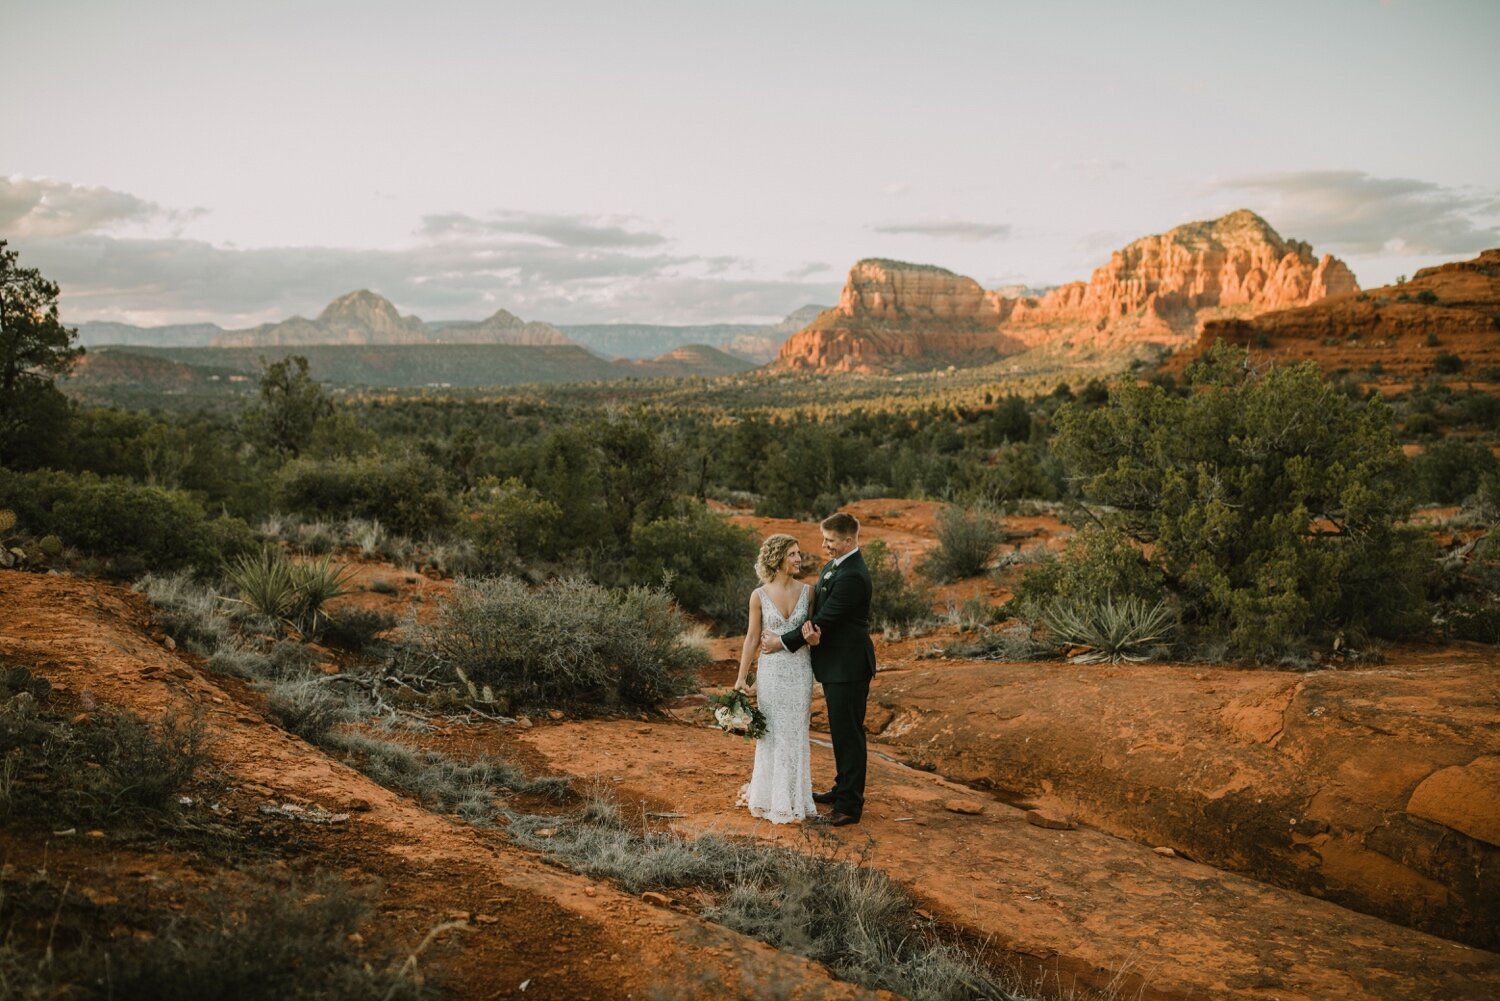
top-left (832, 547), bottom-right (859, 567)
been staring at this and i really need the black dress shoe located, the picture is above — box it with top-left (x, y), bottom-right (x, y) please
top-left (827, 812), bottom-right (859, 827)
top-left (813, 789), bottom-right (837, 805)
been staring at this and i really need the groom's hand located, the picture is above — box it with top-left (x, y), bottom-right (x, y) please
top-left (802, 622), bottom-right (821, 647)
top-left (759, 630), bottom-right (784, 654)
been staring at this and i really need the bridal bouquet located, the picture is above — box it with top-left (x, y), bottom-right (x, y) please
top-left (708, 688), bottom-right (767, 740)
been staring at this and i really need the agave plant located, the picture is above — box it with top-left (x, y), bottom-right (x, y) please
top-left (1040, 593), bottom-right (1176, 664)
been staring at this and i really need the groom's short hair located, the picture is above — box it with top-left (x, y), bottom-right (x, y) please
top-left (821, 512), bottom-right (859, 538)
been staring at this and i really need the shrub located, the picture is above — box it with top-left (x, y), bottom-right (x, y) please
top-left (264, 677), bottom-right (350, 742)
top-left (320, 607), bottom-right (395, 652)
top-left (919, 506), bottom-right (1007, 582)
top-left (0, 869), bottom-right (426, 1001)
top-left (623, 502), bottom-right (759, 617)
top-left (1, 686), bottom-right (209, 825)
top-left (511, 789), bottom-right (1010, 1001)
top-left (463, 476), bottom-right (563, 568)
top-left (975, 442), bottom-right (1064, 503)
top-left (276, 452), bottom-right (454, 537)
top-left (0, 469), bottom-right (254, 577)
top-left (1054, 345), bottom-right (1428, 657)
top-left (428, 576), bottom-right (706, 710)
top-left (1012, 526), bottom-right (1163, 614)
top-left (1409, 438), bottom-right (1500, 505)
top-left (326, 730), bottom-right (567, 822)
top-left (1403, 411), bottom-right (1440, 436)
top-left (863, 539), bottom-right (933, 628)
top-left (1433, 352), bottom-right (1465, 375)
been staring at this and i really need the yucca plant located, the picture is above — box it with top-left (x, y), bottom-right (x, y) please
top-left (225, 549), bottom-right (356, 637)
top-left (1040, 593), bottom-right (1175, 663)
top-left (289, 554), bottom-right (359, 635)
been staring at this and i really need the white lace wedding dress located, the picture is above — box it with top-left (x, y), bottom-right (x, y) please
top-left (737, 584), bottom-right (817, 824)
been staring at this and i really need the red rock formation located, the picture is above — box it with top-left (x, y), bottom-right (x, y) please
top-left (776, 260), bottom-right (1025, 373)
top-left (1168, 248), bottom-right (1500, 382)
top-left (1008, 209), bottom-right (1358, 345)
top-left (775, 210), bottom-right (1359, 372)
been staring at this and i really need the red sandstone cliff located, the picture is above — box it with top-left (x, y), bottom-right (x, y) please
top-left (1168, 248), bottom-right (1500, 382)
top-left (775, 210), bottom-right (1359, 372)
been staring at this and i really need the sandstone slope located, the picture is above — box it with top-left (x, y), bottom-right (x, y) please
top-left (776, 210), bottom-right (1356, 373)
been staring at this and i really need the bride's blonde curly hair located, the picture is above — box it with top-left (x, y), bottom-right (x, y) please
top-left (755, 534), bottom-right (800, 585)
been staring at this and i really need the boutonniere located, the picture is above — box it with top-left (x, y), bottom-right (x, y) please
top-left (822, 571), bottom-right (833, 580)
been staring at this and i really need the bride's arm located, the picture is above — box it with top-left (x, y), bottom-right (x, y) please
top-left (735, 591), bottom-right (762, 693)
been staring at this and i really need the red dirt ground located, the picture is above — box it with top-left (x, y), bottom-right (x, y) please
top-left (3, 494), bottom-right (1497, 999)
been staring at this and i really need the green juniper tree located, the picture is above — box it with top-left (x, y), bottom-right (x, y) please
top-left (0, 241), bottom-right (83, 468)
top-left (242, 355), bottom-right (334, 460)
top-left (1050, 344), bottom-right (1432, 657)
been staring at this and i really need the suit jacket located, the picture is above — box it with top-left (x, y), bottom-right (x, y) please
top-left (781, 550), bottom-right (877, 684)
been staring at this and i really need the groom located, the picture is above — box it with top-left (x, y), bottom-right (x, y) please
top-left (761, 512), bottom-right (876, 827)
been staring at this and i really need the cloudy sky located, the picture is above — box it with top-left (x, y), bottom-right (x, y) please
top-left (3, 0), bottom-right (1497, 327)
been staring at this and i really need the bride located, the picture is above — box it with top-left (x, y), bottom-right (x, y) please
top-left (733, 534), bottom-right (817, 824)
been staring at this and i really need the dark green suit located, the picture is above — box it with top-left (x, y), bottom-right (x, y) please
top-left (781, 549), bottom-right (876, 819)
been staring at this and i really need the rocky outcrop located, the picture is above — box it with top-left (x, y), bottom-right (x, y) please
top-left (776, 211), bottom-right (1359, 373)
top-left (776, 260), bottom-right (1025, 372)
top-left (1008, 209), bottom-right (1358, 344)
top-left (211, 291), bottom-right (570, 348)
top-left (1170, 248), bottom-right (1500, 381)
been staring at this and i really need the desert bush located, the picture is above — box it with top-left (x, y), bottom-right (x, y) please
top-left (0, 469), bottom-right (254, 577)
top-left (621, 501), bottom-right (759, 617)
top-left (320, 607), bottom-right (395, 652)
top-left (863, 539), bottom-right (934, 628)
top-left (0, 868), bottom-right (427, 1001)
top-left (1409, 438), bottom-right (1500, 505)
top-left (1053, 344), bottom-right (1430, 657)
top-left (264, 677), bottom-right (350, 742)
top-left (919, 505), bottom-right (1007, 582)
top-left (1011, 525), bottom-right (1163, 614)
top-left (1039, 594), bottom-right (1176, 663)
top-left (975, 441), bottom-right (1065, 503)
top-left (463, 476), bottom-right (564, 569)
top-left (427, 576), bottom-right (705, 710)
top-left (1, 686), bottom-right (209, 824)
top-left (205, 639), bottom-right (319, 682)
top-left (944, 621), bottom-right (1051, 661)
top-left (133, 572), bottom-right (236, 654)
top-left (1433, 352), bottom-right (1464, 375)
top-left (325, 730), bottom-right (567, 822)
top-left (942, 595), bottom-right (997, 631)
top-left (276, 452), bottom-right (454, 537)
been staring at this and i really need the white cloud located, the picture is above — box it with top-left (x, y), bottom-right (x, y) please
top-left (1214, 170), bottom-right (1500, 255)
top-left (415, 210), bottom-right (669, 248)
top-left (872, 219), bottom-right (1012, 241)
top-left (0, 175), bottom-right (203, 238)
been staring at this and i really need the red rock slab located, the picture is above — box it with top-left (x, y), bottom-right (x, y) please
top-left (867, 654), bottom-right (1500, 949)
top-left (520, 717), bottom-right (1500, 1001)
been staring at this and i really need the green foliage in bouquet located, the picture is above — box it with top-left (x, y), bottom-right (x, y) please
top-left (707, 687), bottom-right (768, 739)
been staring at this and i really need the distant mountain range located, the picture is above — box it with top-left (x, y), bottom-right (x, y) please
top-left (65, 340), bottom-right (756, 394)
top-left (73, 294), bottom-right (827, 365)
